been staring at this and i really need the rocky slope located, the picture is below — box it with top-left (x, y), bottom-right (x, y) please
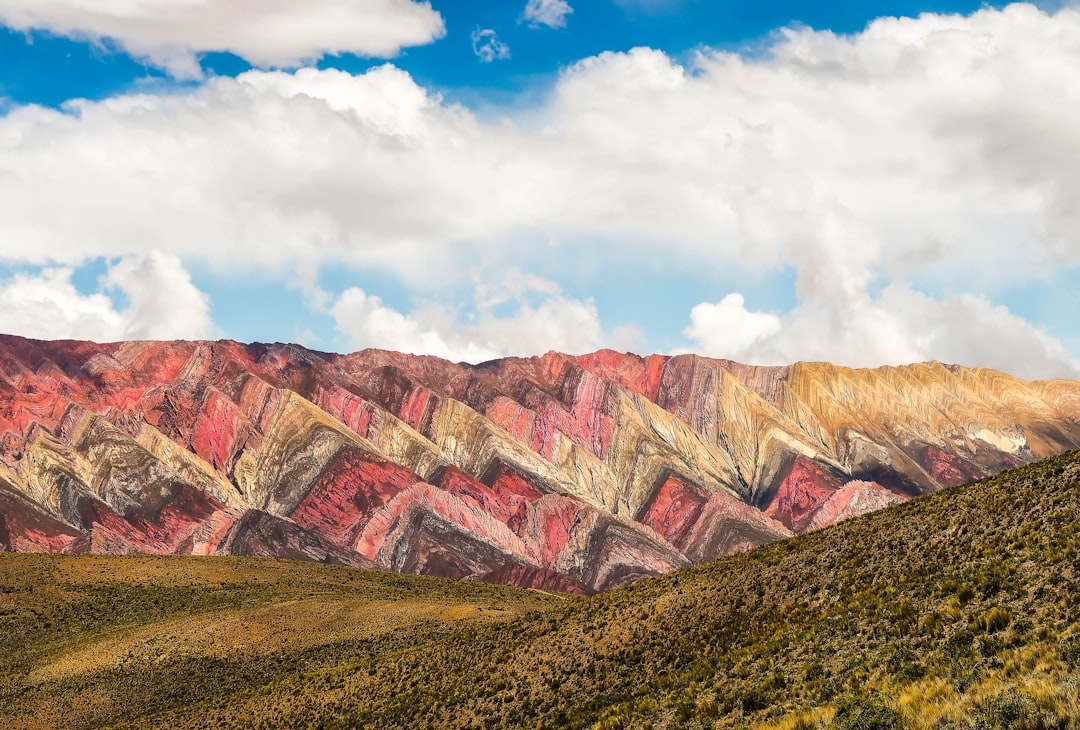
top-left (0, 335), bottom-right (1077, 593)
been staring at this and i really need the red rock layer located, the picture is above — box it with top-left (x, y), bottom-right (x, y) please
top-left (0, 334), bottom-right (1078, 593)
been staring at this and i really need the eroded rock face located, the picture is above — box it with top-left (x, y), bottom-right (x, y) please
top-left (0, 335), bottom-right (1078, 592)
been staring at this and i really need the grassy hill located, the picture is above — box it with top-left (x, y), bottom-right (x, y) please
top-left (0, 555), bottom-right (560, 729)
top-left (3, 450), bottom-right (1080, 729)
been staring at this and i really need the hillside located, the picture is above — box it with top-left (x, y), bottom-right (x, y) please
top-left (0, 554), bottom-right (560, 729)
top-left (1, 334), bottom-right (1078, 594)
top-left (1, 450), bottom-right (1079, 728)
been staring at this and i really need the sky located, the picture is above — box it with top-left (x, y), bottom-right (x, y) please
top-left (0, 0), bottom-right (1078, 378)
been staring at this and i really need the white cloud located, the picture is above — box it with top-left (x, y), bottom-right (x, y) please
top-left (0, 268), bottom-right (123, 342)
top-left (471, 28), bottom-right (510, 63)
top-left (288, 264), bottom-right (334, 312)
top-left (322, 270), bottom-right (639, 362)
top-left (879, 286), bottom-right (1080, 379)
top-left (0, 0), bottom-right (445, 78)
top-left (7, 11), bottom-right (1080, 277)
top-left (0, 253), bottom-right (213, 342)
top-left (523, 0), bottom-right (573, 29)
top-left (1, 5), bottom-right (1080, 370)
top-left (683, 286), bottom-right (1080, 379)
top-left (683, 295), bottom-right (781, 360)
top-left (104, 251), bottom-right (215, 340)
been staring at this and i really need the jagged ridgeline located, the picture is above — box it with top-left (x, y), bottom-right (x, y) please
top-left (0, 334), bottom-right (1079, 593)
top-left (3, 451), bottom-right (1080, 728)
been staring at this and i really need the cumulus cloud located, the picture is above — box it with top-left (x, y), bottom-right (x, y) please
top-left (311, 270), bottom-right (639, 362)
top-left (684, 179), bottom-right (1080, 378)
top-left (876, 286), bottom-right (1080, 379)
top-left (104, 252), bottom-right (215, 340)
top-left (1, 4), bottom-right (1079, 369)
top-left (683, 286), bottom-right (1080, 379)
top-left (471, 28), bottom-right (510, 63)
top-left (0, 268), bottom-right (124, 342)
top-left (523, 0), bottom-right (573, 28)
top-left (0, 253), bottom-right (214, 342)
top-left (683, 295), bottom-right (781, 359)
top-left (0, 0), bottom-right (445, 78)
top-left (5, 6), bottom-right (1079, 279)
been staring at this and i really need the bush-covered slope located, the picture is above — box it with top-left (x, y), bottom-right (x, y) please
top-left (140, 450), bottom-right (1080, 729)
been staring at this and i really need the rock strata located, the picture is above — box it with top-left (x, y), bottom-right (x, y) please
top-left (1, 335), bottom-right (1077, 592)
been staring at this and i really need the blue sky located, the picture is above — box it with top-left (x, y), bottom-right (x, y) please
top-left (0, 0), bottom-right (1078, 378)
top-left (1, 1), bottom-right (995, 106)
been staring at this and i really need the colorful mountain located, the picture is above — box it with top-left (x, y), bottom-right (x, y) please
top-left (0, 335), bottom-right (1077, 593)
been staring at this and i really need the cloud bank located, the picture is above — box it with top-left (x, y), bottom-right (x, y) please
top-left (0, 0), bottom-right (445, 77)
top-left (0, 3), bottom-right (1078, 374)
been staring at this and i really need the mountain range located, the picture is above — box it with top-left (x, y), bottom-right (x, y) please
top-left (1, 334), bottom-right (1078, 593)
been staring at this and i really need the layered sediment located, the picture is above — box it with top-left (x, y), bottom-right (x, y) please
top-left (0, 335), bottom-right (1077, 593)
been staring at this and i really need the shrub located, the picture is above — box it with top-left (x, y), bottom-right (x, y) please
top-left (979, 636), bottom-right (1005, 657)
top-left (1010, 617), bottom-right (1034, 637)
top-left (804, 663), bottom-right (827, 682)
top-left (1059, 635), bottom-right (1080, 664)
top-left (741, 687), bottom-right (769, 713)
top-left (833, 695), bottom-right (907, 730)
top-left (886, 647), bottom-right (925, 680)
top-left (975, 690), bottom-right (1032, 727)
top-left (946, 629), bottom-right (975, 659)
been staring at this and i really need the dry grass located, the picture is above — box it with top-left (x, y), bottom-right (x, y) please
top-left (0, 554), bottom-right (557, 729)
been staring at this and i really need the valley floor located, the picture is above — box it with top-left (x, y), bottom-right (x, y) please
top-left (0, 555), bottom-right (560, 729)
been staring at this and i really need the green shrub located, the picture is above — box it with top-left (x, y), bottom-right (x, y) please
top-left (946, 629), bottom-right (975, 659)
top-left (1061, 635), bottom-right (1080, 668)
top-left (953, 670), bottom-right (981, 694)
top-left (885, 647), bottom-right (925, 680)
top-left (833, 695), bottom-right (907, 730)
top-left (1010, 617), bottom-right (1034, 637)
top-left (741, 687), bottom-right (769, 713)
top-left (979, 636), bottom-right (1005, 657)
top-left (975, 690), bottom-right (1032, 726)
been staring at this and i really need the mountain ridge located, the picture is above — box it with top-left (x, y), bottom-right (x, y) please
top-left (0, 333), bottom-right (1078, 593)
